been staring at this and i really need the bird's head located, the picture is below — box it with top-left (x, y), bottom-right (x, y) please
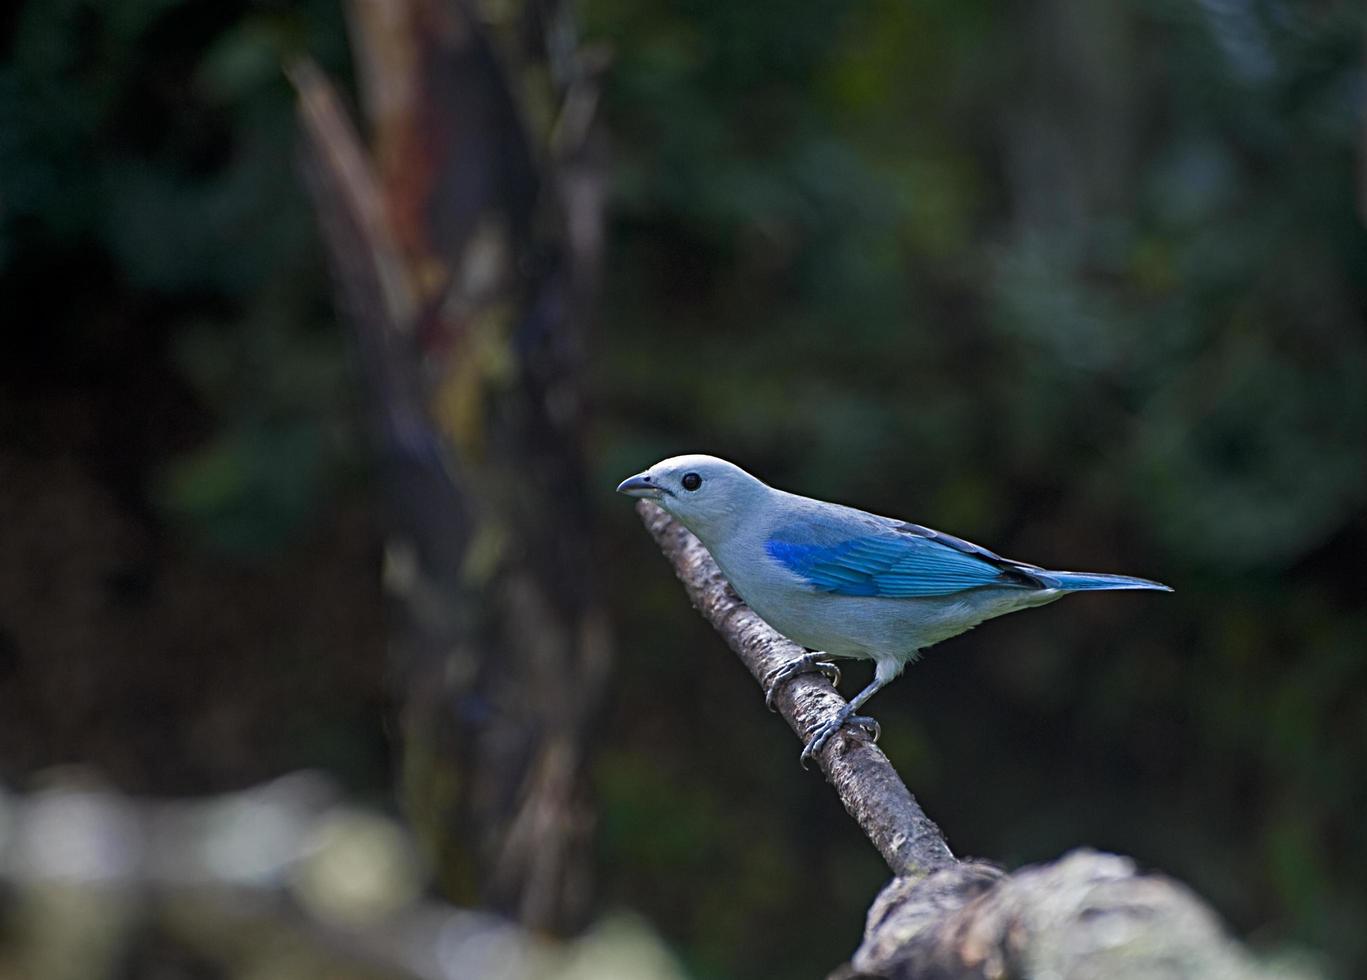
top-left (616, 454), bottom-right (768, 538)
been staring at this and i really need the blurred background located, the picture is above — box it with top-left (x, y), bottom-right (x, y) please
top-left (1, 0), bottom-right (1365, 978)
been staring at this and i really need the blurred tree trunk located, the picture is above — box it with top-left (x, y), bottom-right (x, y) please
top-left (291, 0), bottom-right (610, 933)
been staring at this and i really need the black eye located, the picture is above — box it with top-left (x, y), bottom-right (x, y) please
top-left (681, 472), bottom-right (702, 492)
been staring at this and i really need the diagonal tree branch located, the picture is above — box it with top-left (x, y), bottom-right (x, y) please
top-left (636, 500), bottom-right (956, 879)
top-left (635, 501), bottom-right (1315, 980)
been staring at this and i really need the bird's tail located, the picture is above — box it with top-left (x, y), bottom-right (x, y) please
top-left (1035, 570), bottom-right (1173, 592)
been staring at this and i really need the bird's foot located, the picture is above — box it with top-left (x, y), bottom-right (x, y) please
top-left (799, 708), bottom-right (880, 769)
top-left (763, 653), bottom-right (841, 711)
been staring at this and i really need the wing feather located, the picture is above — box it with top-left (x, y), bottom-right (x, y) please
top-left (765, 516), bottom-right (1043, 598)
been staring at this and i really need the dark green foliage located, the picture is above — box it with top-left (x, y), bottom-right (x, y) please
top-left (1, 0), bottom-right (353, 555)
top-left (589, 0), bottom-right (1366, 976)
top-left (1, 0), bottom-right (1364, 978)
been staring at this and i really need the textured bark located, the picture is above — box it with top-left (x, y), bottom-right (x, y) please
top-left (636, 503), bottom-right (1315, 980)
top-left (833, 851), bottom-right (1307, 980)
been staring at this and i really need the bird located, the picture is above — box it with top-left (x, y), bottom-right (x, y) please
top-left (617, 454), bottom-right (1171, 766)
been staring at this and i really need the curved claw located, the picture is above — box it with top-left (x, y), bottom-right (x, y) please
top-left (849, 715), bottom-right (880, 743)
top-left (762, 665), bottom-right (785, 712)
top-left (798, 727), bottom-right (830, 769)
top-left (798, 711), bottom-right (881, 768)
top-left (764, 655), bottom-right (841, 712)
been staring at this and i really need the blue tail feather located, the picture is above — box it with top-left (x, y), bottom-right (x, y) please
top-left (1036, 570), bottom-right (1173, 592)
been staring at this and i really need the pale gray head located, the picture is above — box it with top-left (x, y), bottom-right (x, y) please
top-left (616, 454), bottom-right (770, 538)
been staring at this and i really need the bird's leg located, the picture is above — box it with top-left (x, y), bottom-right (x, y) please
top-left (799, 657), bottom-right (905, 768)
top-left (763, 652), bottom-right (842, 710)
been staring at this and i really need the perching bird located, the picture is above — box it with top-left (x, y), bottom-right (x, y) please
top-left (617, 454), bottom-right (1171, 766)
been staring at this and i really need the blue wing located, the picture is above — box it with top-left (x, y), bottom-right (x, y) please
top-left (765, 516), bottom-right (1044, 598)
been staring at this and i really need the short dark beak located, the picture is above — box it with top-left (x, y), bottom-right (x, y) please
top-left (616, 473), bottom-right (663, 499)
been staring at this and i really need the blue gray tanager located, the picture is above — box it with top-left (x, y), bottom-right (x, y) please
top-left (617, 454), bottom-right (1171, 766)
